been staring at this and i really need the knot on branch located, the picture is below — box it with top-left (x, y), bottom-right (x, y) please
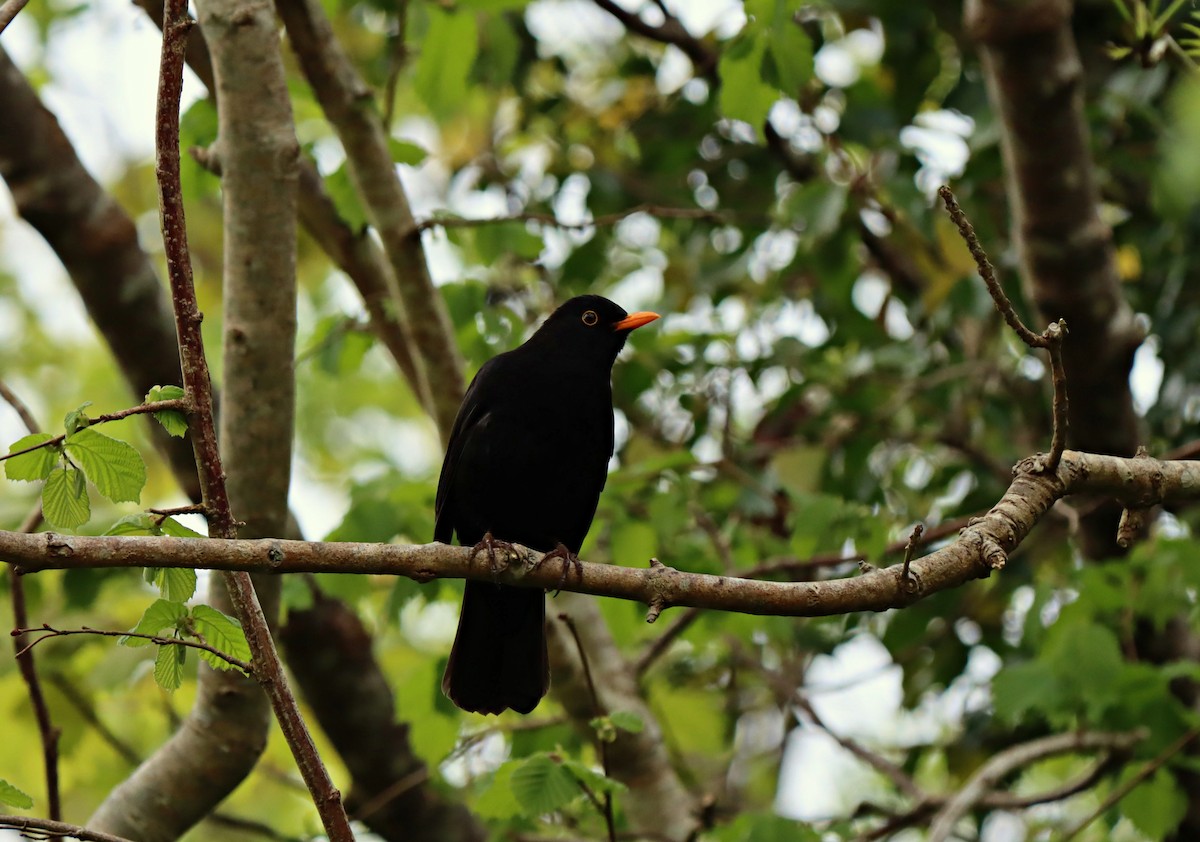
top-left (980, 535), bottom-right (1008, 571)
top-left (45, 533), bottom-right (72, 557)
top-left (645, 557), bottom-right (673, 624)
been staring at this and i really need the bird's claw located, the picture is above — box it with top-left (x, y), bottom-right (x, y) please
top-left (469, 532), bottom-right (517, 577)
top-left (534, 543), bottom-right (583, 595)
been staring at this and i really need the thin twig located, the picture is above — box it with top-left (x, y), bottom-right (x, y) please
top-left (155, 2), bottom-right (353, 837)
top-left (929, 729), bottom-right (1146, 842)
top-left (0, 399), bottom-right (190, 463)
top-left (937, 186), bottom-right (1047, 349)
top-left (1043, 319), bottom-right (1070, 471)
top-left (1061, 725), bottom-right (1200, 840)
top-left (9, 504), bottom-right (61, 820)
top-left (13, 624), bottom-right (253, 673)
top-left (1, 384), bottom-right (61, 819)
top-left (796, 696), bottom-right (926, 802)
top-left (0, 815), bottom-right (135, 842)
top-left (558, 613), bottom-right (618, 842)
top-left (939, 185), bottom-right (1071, 473)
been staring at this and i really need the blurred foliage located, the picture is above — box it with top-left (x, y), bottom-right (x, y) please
top-left (3, 0), bottom-right (1200, 840)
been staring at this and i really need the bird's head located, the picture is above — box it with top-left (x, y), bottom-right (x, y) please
top-left (529, 295), bottom-right (660, 367)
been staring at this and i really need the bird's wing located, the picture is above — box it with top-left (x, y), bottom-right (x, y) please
top-left (433, 359), bottom-right (497, 544)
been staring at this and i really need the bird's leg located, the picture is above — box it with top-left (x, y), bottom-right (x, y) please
top-left (469, 531), bottom-right (517, 577)
top-left (533, 542), bottom-right (583, 595)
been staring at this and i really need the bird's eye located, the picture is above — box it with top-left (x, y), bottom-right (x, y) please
top-left (581, 310), bottom-right (599, 326)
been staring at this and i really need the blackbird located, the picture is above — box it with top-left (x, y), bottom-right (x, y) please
top-left (437, 295), bottom-right (660, 715)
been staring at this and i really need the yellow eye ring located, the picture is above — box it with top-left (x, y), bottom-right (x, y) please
top-left (581, 310), bottom-right (599, 326)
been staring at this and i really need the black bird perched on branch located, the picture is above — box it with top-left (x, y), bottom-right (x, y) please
top-left (436, 295), bottom-right (660, 715)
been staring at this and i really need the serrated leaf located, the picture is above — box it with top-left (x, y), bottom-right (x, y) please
top-left (414, 8), bottom-right (478, 117)
top-left (42, 465), bottom-right (90, 529)
top-left (105, 513), bottom-right (158, 536)
top-left (510, 753), bottom-right (581, 815)
top-left (159, 516), bottom-right (205, 539)
top-left (0, 777), bottom-right (33, 809)
top-left (4, 433), bottom-right (58, 481)
top-left (560, 757), bottom-right (626, 796)
top-left (63, 401), bottom-right (93, 435)
top-left (153, 567), bottom-right (197, 602)
top-left (154, 643), bottom-right (186, 691)
top-left (123, 599), bottom-right (188, 648)
top-left (191, 604), bottom-right (251, 668)
top-left (64, 427), bottom-right (146, 503)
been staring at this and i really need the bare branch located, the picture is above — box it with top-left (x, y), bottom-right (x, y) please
top-left (6, 451), bottom-right (1200, 615)
top-left (0, 815), bottom-right (136, 842)
top-left (929, 729), bottom-right (1146, 842)
top-left (0, 0), bottom-right (30, 35)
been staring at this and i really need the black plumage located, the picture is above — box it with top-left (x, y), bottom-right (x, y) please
top-left (436, 295), bottom-right (659, 715)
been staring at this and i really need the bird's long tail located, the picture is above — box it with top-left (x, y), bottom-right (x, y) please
top-left (442, 581), bottom-right (549, 715)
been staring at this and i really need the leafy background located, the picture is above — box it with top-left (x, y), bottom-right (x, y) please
top-left (2, 0), bottom-right (1200, 840)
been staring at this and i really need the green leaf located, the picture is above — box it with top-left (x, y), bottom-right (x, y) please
top-left (123, 598), bottom-right (188, 648)
top-left (325, 163), bottom-right (368, 231)
top-left (42, 465), bottom-right (90, 529)
top-left (388, 137), bottom-right (429, 166)
top-left (153, 567), bottom-right (197, 603)
top-left (4, 433), bottom-right (58, 481)
top-left (146, 385), bottom-right (188, 438)
top-left (0, 777), bottom-right (33, 809)
top-left (609, 710), bottom-right (645, 734)
top-left (992, 660), bottom-right (1061, 724)
top-left (191, 604), bottom-right (251, 669)
top-left (473, 760), bottom-right (520, 819)
top-left (560, 757), bottom-right (626, 795)
top-left (64, 427), bottom-right (146, 503)
top-left (159, 517), bottom-right (205, 539)
top-left (767, 0), bottom-right (812, 94)
top-left (510, 753), bottom-right (581, 815)
top-left (717, 33), bottom-right (778, 138)
top-left (1124, 767), bottom-right (1187, 839)
top-left (154, 643), bottom-right (186, 691)
top-left (414, 8), bottom-right (478, 117)
top-left (105, 513), bottom-right (158, 536)
top-left (63, 401), bottom-right (93, 435)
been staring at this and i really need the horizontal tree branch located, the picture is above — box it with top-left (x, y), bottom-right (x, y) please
top-left (12, 624), bottom-right (252, 673)
top-left (0, 815), bottom-right (134, 842)
top-left (4, 450), bottom-right (1197, 618)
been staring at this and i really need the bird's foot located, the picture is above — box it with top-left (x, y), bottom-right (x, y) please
top-left (534, 543), bottom-right (583, 595)
top-left (469, 532), bottom-right (517, 577)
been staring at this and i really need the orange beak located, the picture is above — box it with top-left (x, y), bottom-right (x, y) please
top-left (613, 311), bottom-right (660, 331)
